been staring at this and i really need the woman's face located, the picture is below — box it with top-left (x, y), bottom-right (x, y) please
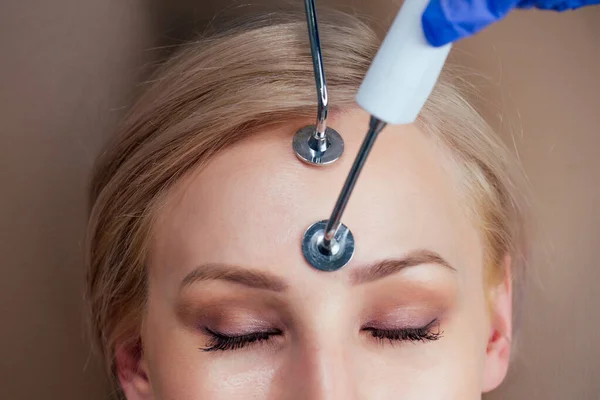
top-left (119, 110), bottom-right (512, 400)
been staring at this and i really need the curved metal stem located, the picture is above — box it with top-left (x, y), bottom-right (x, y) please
top-left (304, 0), bottom-right (328, 143)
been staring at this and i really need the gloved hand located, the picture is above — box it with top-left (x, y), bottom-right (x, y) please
top-left (422, 0), bottom-right (600, 46)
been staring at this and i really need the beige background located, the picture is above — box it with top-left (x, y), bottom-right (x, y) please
top-left (1, 0), bottom-right (599, 399)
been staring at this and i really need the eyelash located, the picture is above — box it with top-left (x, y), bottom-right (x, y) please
top-left (201, 328), bottom-right (283, 352)
top-left (362, 319), bottom-right (442, 345)
top-left (201, 319), bottom-right (442, 352)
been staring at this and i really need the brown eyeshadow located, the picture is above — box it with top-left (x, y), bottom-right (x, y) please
top-left (176, 295), bottom-right (284, 335)
top-left (363, 305), bottom-right (446, 330)
top-left (360, 277), bottom-right (456, 329)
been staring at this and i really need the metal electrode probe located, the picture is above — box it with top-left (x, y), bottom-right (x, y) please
top-left (301, 0), bottom-right (453, 272)
top-left (292, 0), bottom-right (344, 165)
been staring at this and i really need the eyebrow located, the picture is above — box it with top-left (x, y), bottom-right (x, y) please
top-left (181, 263), bottom-right (289, 292)
top-left (349, 249), bottom-right (456, 285)
top-left (180, 250), bottom-right (455, 292)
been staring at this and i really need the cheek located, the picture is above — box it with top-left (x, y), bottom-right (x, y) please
top-left (147, 357), bottom-right (277, 400)
top-left (360, 363), bottom-right (483, 400)
top-left (435, 264), bottom-right (491, 396)
top-left (353, 313), bottom-right (489, 399)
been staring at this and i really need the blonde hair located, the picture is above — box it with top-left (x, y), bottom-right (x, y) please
top-left (86, 10), bottom-right (529, 378)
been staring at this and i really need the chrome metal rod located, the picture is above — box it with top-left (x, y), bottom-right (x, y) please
top-left (304, 0), bottom-right (328, 141)
top-left (321, 117), bottom-right (387, 249)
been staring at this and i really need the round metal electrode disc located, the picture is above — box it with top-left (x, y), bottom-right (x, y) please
top-left (301, 220), bottom-right (355, 272)
top-left (293, 126), bottom-right (344, 166)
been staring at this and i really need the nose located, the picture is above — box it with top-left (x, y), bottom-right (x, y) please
top-left (281, 337), bottom-right (360, 400)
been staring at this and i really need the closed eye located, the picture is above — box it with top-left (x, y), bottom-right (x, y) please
top-left (201, 328), bottom-right (283, 352)
top-left (362, 319), bottom-right (442, 344)
top-left (200, 319), bottom-right (442, 353)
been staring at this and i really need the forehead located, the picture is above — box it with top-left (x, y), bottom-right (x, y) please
top-left (151, 110), bottom-right (481, 279)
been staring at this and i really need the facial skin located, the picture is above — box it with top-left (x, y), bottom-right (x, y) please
top-left (117, 109), bottom-right (512, 400)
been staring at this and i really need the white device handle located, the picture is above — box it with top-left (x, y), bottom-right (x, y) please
top-left (356, 0), bottom-right (452, 125)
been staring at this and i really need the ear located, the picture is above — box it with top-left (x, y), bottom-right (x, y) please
top-left (482, 255), bottom-right (513, 393)
top-left (115, 340), bottom-right (153, 400)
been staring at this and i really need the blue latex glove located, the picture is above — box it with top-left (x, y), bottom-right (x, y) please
top-left (422, 0), bottom-right (600, 46)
